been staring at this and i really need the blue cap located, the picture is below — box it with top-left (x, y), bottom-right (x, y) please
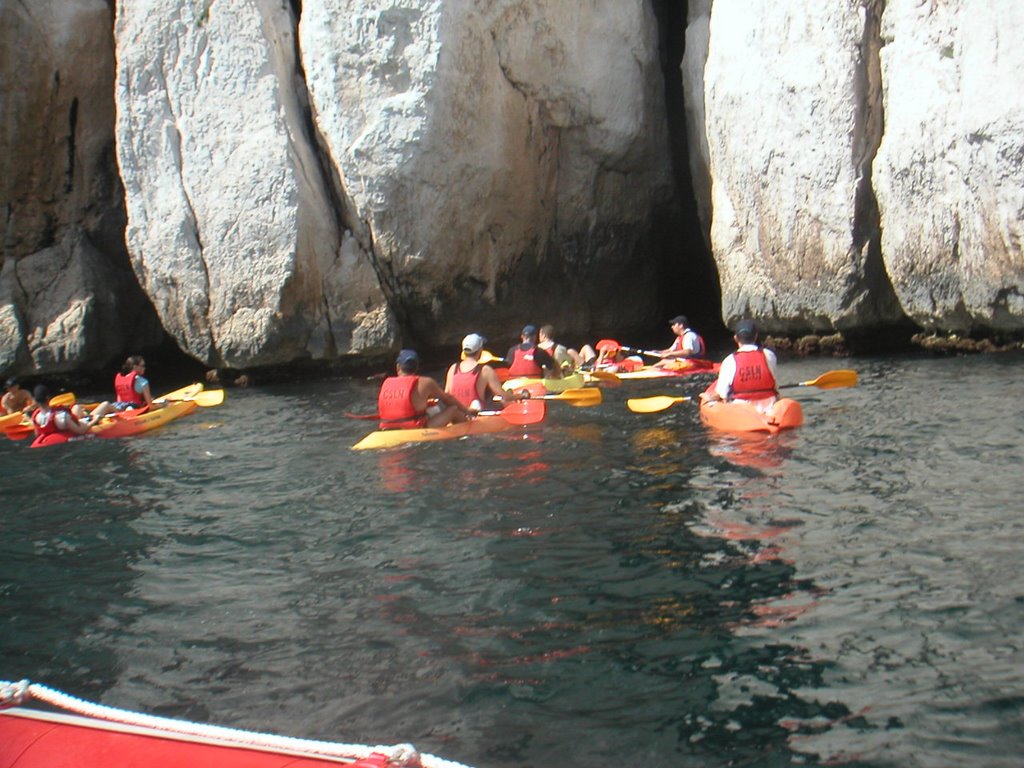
top-left (395, 349), bottom-right (419, 366)
top-left (522, 325), bottom-right (537, 337)
top-left (735, 319), bottom-right (758, 341)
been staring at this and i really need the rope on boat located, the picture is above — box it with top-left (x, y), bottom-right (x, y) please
top-left (0, 680), bottom-right (474, 768)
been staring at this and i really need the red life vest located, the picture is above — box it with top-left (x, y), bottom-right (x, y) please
top-left (114, 371), bottom-right (145, 405)
top-left (31, 406), bottom-right (79, 437)
top-left (671, 330), bottom-right (706, 357)
top-left (377, 376), bottom-right (427, 430)
top-left (449, 364), bottom-right (482, 408)
top-left (730, 349), bottom-right (777, 400)
top-left (507, 345), bottom-right (543, 377)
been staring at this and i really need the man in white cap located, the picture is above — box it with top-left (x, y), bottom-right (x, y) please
top-left (446, 333), bottom-right (527, 412)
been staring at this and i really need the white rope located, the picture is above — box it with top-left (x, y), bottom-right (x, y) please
top-left (0, 680), bottom-right (474, 768)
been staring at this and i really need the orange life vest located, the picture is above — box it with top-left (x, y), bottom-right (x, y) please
top-left (730, 349), bottom-right (777, 400)
top-left (377, 376), bottom-right (427, 430)
top-left (507, 345), bottom-right (543, 377)
top-left (448, 364), bottom-right (482, 408)
top-left (114, 371), bottom-right (145, 405)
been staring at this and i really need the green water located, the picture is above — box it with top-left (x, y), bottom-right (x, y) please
top-left (1, 354), bottom-right (1022, 767)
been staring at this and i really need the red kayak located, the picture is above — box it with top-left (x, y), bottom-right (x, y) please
top-left (0, 680), bottom-right (468, 768)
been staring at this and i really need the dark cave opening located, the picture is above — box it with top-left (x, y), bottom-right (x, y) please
top-left (648, 0), bottom-right (727, 349)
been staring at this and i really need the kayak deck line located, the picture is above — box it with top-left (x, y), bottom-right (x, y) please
top-left (0, 679), bottom-right (475, 768)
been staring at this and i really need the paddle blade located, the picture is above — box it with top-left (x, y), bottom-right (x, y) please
top-left (584, 370), bottom-right (621, 388)
top-left (5, 424), bottom-right (34, 440)
top-left (50, 392), bottom-right (76, 407)
top-left (626, 395), bottom-right (691, 413)
top-left (478, 350), bottom-right (504, 365)
top-left (191, 389), bottom-right (225, 406)
top-left (794, 369), bottom-right (859, 390)
top-left (0, 412), bottom-right (24, 430)
top-left (498, 399), bottom-right (546, 425)
top-left (549, 387), bottom-right (602, 407)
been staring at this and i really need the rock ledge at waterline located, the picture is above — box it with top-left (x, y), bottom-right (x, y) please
top-left (1, 1), bottom-right (1021, 379)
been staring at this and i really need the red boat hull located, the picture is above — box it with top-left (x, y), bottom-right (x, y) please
top-left (0, 709), bottom-right (378, 768)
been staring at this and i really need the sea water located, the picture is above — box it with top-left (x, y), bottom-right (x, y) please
top-left (1, 353), bottom-right (1021, 767)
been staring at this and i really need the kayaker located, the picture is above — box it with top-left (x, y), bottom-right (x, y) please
top-left (538, 325), bottom-right (581, 373)
top-left (652, 315), bottom-right (706, 368)
top-left (112, 355), bottom-right (161, 411)
top-left (2, 378), bottom-right (35, 415)
top-left (29, 384), bottom-right (97, 439)
top-left (704, 319), bottom-right (778, 410)
top-left (578, 340), bottom-right (643, 372)
top-left (446, 333), bottom-right (527, 412)
top-left (505, 325), bottom-right (559, 378)
top-left (378, 349), bottom-right (473, 430)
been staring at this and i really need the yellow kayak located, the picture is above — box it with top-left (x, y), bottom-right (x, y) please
top-left (352, 413), bottom-right (513, 451)
top-left (503, 373), bottom-right (585, 393)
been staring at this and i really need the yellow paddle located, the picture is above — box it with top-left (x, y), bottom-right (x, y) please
top-left (478, 350), bottom-right (504, 365)
top-left (627, 369), bottom-right (858, 414)
top-left (533, 387), bottom-right (602, 407)
top-left (626, 395), bottom-right (692, 413)
top-left (0, 412), bottom-right (25, 430)
top-left (783, 369), bottom-right (858, 390)
top-left (583, 370), bottom-right (621, 387)
top-left (183, 389), bottom-right (224, 407)
top-left (155, 388), bottom-right (224, 407)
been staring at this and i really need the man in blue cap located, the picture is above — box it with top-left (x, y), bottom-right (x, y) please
top-left (376, 349), bottom-right (473, 430)
top-left (505, 324), bottom-right (558, 378)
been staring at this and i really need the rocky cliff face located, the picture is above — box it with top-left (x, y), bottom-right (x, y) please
top-left (1, 0), bottom-right (1021, 379)
top-left (0, 0), bottom-right (161, 375)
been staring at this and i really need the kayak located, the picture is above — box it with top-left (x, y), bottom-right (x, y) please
top-left (699, 397), bottom-right (803, 434)
top-left (503, 373), bottom-right (585, 392)
top-left (25, 384), bottom-right (206, 447)
top-left (354, 413), bottom-right (515, 450)
top-left (0, 680), bottom-right (472, 768)
top-left (614, 359), bottom-right (720, 380)
top-left (0, 411), bottom-right (26, 430)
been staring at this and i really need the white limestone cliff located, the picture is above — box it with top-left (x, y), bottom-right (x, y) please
top-left (873, 0), bottom-right (1024, 333)
top-left (115, 0), bottom-right (386, 368)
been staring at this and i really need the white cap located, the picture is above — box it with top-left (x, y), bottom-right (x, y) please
top-left (462, 333), bottom-right (485, 354)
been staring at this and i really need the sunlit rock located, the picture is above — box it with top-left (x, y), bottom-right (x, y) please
top-left (702, 0), bottom-right (905, 335)
top-left (0, 0), bottom-right (155, 375)
top-left (873, 0), bottom-right (1024, 333)
top-left (300, 0), bottom-right (673, 342)
top-left (114, 0), bottom-right (388, 368)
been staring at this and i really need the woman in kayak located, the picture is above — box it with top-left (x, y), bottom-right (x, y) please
top-left (378, 349), bottom-right (473, 430)
top-left (112, 355), bottom-right (160, 411)
top-left (446, 333), bottom-right (528, 412)
top-left (703, 319), bottom-right (778, 411)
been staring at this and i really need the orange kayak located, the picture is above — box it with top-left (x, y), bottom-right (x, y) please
top-left (699, 397), bottom-right (803, 434)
